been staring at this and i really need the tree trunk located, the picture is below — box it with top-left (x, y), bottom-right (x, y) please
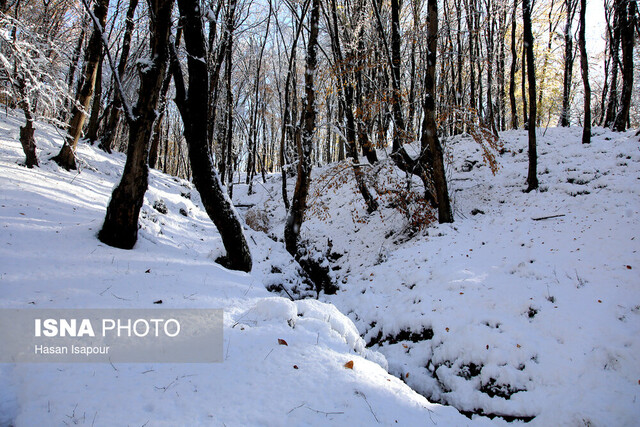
top-left (521, 31), bottom-right (529, 130)
top-left (559, 0), bottom-right (576, 126)
top-left (509, 0), bottom-right (518, 129)
top-left (422, 0), bottom-right (453, 223)
top-left (98, 0), bottom-right (173, 249)
top-left (523, 0), bottom-right (538, 191)
top-left (578, 0), bottom-right (591, 143)
top-left (99, 0), bottom-right (139, 153)
top-left (53, 0), bottom-right (109, 170)
top-left (172, 0), bottom-right (252, 272)
top-left (61, 22), bottom-right (86, 123)
top-left (85, 54), bottom-right (103, 143)
top-left (613, 0), bottom-right (636, 131)
top-left (604, 4), bottom-right (621, 128)
top-left (284, 0), bottom-right (319, 256)
top-left (327, 0), bottom-right (378, 214)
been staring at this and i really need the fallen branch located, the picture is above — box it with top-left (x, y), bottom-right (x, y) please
top-left (532, 214), bottom-right (565, 221)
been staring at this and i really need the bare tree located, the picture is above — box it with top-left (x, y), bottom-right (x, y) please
top-left (578, 0), bottom-right (590, 143)
top-left (421, 0), bottom-right (453, 222)
top-left (52, 0), bottom-right (110, 170)
top-left (99, 0), bottom-right (174, 249)
top-left (523, 0), bottom-right (538, 192)
top-left (284, 0), bottom-right (319, 256)
top-left (612, 0), bottom-right (636, 131)
top-left (171, 0), bottom-right (252, 272)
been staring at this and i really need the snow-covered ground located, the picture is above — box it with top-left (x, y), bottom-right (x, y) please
top-left (0, 110), bottom-right (638, 426)
top-left (0, 112), bottom-right (479, 426)
top-left (236, 126), bottom-right (640, 425)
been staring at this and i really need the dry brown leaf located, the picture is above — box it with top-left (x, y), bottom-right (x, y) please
top-left (278, 339), bottom-right (288, 346)
top-left (344, 360), bottom-right (354, 369)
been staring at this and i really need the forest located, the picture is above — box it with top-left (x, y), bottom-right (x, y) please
top-left (0, 0), bottom-right (639, 424)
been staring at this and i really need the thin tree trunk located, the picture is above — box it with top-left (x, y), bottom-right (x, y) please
top-left (327, 0), bottom-right (378, 213)
top-left (61, 22), bottom-right (86, 122)
top-left (509, 0), bottom-right (518, 129)
top-left (613, 0), bottom-right (636, 131)
top-left (17, 77), bottom-right (38, 168)
top-left (578, 0), bottom-right (591, 143)
top-left (85, 54), bottom-right (103, 143)
top-left (53, 0), bottom-right (110, 170)
top-left (284, 0), bottom-right (319, 256)
top-left (523, 0), bottom-right (538, 191)
top-left (559, 0), bottom-right (577, 126)
top-left (99, 0), bottom-right (139, 153)
top-left (604, 3), bottom-right (621, 127)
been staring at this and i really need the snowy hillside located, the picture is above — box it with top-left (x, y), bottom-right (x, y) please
top-left (235, 126), bottom-right (640, 425)
top-left (0, 112), bottom-right (479, 426)
top-left (1, 110), bottom-right (639, 426)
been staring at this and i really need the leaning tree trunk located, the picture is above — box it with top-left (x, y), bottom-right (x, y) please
top-left (578, 0), bottom-right (591, 144)
top-left (172, 0), bottom-right (252, 272)
top-left (612, 0), bottom-right (636, 132)
top-left (98, 0), bottom-right (173, 249)
top-left (284, 0), bottom-right (319, 256)
top-left (523, 0), bottom-right (538, 191)
top-left (52, 0), bottom-right (109, 170)
top-left (422, 0), bottom-right (453, 223)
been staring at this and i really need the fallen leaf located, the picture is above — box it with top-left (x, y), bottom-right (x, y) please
top-left (153, 300), bottom-right (162, 304)
top-left (446, 327), bottom-right (450, 332)
top-left (486, 345), bottom-right (489, 350)
top-left (278, 338), bottom-right (288, 346)
top-left (405, 372), bottom-right (409, 378)
top-left (626, 265), bottom-right (632, 270)
top-left (598, 299), bottom-right (602, 303)
top-left (293, 365), bottom-right (298, 369)
top-left (402, 344), bottom-right (408, 349)
top-left (145, 269), bottom-right (151, 273)
top-left (516, 344), bottom-right (522, 348)
top-left (344, 360), bottom-right (354, 369)
top-left (459, 292), bottom-right (464, 295)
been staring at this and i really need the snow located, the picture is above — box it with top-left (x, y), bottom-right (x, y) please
top-left (0, 111), bottom-right (477, 426)
top-left (235, 125), bottom-right (640, 425)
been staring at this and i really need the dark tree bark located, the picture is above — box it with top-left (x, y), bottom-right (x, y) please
top-left (578, 0), bottom-right (591, 143)
top-left (98, 0), bottom-right (173, 249)
top-left (172, 0), bottom-right (252, 272)
top-left (523, 0), bottom-right (538, 191)
top-left (521, 30), bottom-right (529, 130)
top-left (509, 0), bottom-right (519, 129)
top-left (559, 0), bottom-right (577, 126)
top-left (422, 0), bottom-right (453, 223)
top-left (284, 0), bottom-right (319, 256)
top-left (99, 0), bottom-right (139, 153)
top-left (53, 0), bottom-right (109, 170)
top-left (613, 0), bottom-right (636, 131)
